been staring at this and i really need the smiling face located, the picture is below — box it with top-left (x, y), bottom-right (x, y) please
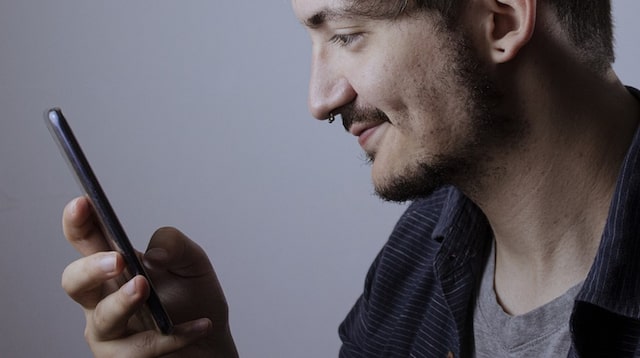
top-left (294, 0), bottom-right (520, 201)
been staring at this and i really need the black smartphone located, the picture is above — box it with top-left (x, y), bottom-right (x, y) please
top-left (45, 107), bottom-right (174, 334)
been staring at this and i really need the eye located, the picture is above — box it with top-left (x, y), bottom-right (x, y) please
top-left (329, 33), bottom-right (363, 48)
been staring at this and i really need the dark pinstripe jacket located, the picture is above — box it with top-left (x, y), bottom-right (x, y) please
top-left (339, 88), bottom-right (640, 358)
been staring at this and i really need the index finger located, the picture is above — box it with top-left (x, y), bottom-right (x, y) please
top-left (63, 196), bottom-right (111, 256)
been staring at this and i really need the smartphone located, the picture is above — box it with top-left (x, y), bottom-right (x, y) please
top-left (45, 107), bottom-right (174, 334)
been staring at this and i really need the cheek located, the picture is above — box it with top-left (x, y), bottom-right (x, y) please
top-left (398, 63), bottom-right (476, 153)
top-left (353, 52), bottom-right (415, 111)
top-left (380, 123), bottom-right (425, 165)
top-left (397, 99), bottom-right (470, 160)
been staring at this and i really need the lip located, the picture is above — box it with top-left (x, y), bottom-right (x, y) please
top-left (350, 122), bottom-right (385, 147)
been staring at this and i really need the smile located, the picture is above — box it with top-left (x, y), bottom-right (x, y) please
top-left (350, 122), bottom-right (387, 149)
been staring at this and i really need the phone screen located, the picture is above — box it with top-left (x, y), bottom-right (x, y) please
top-left (45, 108), bottom-right (174, 334)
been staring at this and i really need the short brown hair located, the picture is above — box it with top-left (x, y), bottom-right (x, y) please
top-left (547, 0), bottom-right (614, 68)
top-left (347, 0), bottom-right (614, 69)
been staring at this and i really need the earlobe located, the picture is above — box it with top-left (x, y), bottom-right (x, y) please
top-left (485, 0), bottom-right (536, 63)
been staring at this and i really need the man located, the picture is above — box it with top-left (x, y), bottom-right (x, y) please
top-left (60, 0), bottom-right (640, 356)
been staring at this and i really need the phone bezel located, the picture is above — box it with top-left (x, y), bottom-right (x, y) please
top-left (45, 107), bottom-right (174, 334)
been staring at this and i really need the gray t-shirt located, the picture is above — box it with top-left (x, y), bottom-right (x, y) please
top-left (473, 243), bottom-right (583, 357)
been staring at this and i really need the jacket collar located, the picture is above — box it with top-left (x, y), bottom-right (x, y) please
top-left (576, 86), bottom-right (640, 319)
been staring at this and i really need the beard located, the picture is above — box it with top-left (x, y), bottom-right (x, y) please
top-left (342, 32), bottom-right (524, 203)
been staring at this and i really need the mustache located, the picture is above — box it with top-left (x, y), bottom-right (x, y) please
top-left (340, 105), bottom-right (390, 132)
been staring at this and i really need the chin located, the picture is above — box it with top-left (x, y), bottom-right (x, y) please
top-left (371, 160), bottom-right (445, 203)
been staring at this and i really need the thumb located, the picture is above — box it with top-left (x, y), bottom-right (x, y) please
top-left (143, 227), bottom-right (213, 277)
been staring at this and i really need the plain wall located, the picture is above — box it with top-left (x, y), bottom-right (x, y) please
top-left (0, 1), bottom-right (638, 357)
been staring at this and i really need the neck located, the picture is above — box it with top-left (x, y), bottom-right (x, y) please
top-left (464, 61), bottom-right (640, 315)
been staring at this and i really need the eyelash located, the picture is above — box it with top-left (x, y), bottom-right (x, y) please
top-left (329, 33), bottom-right (363, 47)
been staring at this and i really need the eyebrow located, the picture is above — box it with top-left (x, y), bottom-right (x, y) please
top-left (303, 8), bottom-right (355, 29)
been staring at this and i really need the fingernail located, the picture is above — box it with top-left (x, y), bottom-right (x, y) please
top-left (190, 319), bottom-right (211, 335)
top-left (123, 278), bottom-right (137, 296)
top-left (70, 197), bottom-right (80, 216)
top-left (99, 253), bottom-right (116, 273)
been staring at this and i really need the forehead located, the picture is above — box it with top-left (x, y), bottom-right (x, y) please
top-left (292, 0), bottom-right (355, 26)
top-left (291, 0), bottom-right (334, 18)
top-left (293, 0), bottom-right (418, 29)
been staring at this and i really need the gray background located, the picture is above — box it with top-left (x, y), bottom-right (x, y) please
top-left (0, 1), bottom-right (638, 357)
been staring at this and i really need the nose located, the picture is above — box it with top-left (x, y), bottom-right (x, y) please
top-left (307, 50), bottom-right (356, 120)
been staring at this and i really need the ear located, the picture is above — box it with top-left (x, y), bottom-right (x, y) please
top-left (482, 0), bottom-right (537, 63)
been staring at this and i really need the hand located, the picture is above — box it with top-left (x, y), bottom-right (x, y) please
top-left (60, 197), bottom-right (238, 357)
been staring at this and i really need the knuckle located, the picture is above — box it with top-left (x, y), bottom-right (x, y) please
top-left (131, 331), bottom-right (160, 358)
top-left (60, 265), bottom-right (73, 293)
top-left (92, 292), bottom-right (127, 335)
top-left (162, 335), bottom-right (186, 356)
top-left (60, 256), bottom-right (104, 298)
top-left (60, 260), bottom-right (86, 298)
top-left (140, 332), bottom-right (156, 349)
top-left (151, 334), bottom-right (186, 357)
top-left (91, 303), bottom-right (109, 334)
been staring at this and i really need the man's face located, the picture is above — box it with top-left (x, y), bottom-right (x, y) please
top-left (293, 0), bottom-right (517, 201)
